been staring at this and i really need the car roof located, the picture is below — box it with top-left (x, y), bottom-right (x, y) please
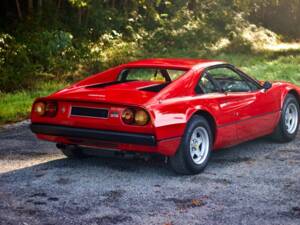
top-left (123, 58), bottom-right (226, 70)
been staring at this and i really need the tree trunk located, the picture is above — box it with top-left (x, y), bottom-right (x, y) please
top-left (57, 0), bottom-right (62, 10)
top-left (38, 0), bottom-right (43, 14)
top-left (15, 0), bottom-right (23, 20)
top-left (38, 0), bottom-right (43, 8)
top-left (28, 0), bottom-right (33, 15)
top-left (188, 0), bottom-right (196, 11)
top-left (112, 0), bottom-right (116, 9)
top-left (123, 0), bottom-right (128, 12)
top-left (56, 0), bottom-right (62, 17)
top-left (78, 8), bottom-right (82, 26)
top-left (84, 8), bottom-right (89, 27)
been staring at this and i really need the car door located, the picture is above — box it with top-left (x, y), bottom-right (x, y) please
top-left (206, 66), bottom-right (278, 142)
top-left (195, 70), bottom-right (240, 147)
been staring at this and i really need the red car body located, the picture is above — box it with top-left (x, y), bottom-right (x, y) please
top-left (30, 58), bottom-right (300, 156)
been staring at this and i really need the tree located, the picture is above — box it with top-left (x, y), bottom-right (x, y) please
top-left (68, 0), bottom-right (90, 25)
top-left (28, 0), bottom-right (33, 15)
top-left (15, 0), bottom-right (23, 20)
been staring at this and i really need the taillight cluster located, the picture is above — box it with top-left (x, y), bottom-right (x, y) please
top-left (121, 108), bottom-right (150, 126)
top-left (33, 101), bottom-right (58, 117)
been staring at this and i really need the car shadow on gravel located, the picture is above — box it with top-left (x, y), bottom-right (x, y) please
top-left (1, 122), bottom-right (298, 175)
top-left (0, 134), bottom-right (292, 179)
top-left (1, 132), bottom-right (300, 225)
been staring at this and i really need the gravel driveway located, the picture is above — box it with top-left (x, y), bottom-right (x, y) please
top-left (0, 122), bottom-right (300, 225)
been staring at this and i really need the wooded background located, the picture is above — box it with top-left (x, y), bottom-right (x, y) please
top-left (0, 0), bottom-right (300, 91)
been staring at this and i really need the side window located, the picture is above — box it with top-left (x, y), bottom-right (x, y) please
top-left (197, 72), bottom-right (219, 94)
top-left (207, 67), bottom-right (252, 92)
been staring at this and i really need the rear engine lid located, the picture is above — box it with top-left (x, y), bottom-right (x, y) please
top-left (50, 81), bottom-right (165, 106)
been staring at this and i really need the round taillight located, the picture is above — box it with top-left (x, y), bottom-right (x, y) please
top-left (122, 108), bottom-right (134, 124)
top-left (45, 102), bottom-right (58, 117)
top-left (34, 102), bottom-right (46, 116)
top-left (135, 109), bottom-right (150, 126)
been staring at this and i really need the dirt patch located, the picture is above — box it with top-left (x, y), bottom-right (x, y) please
top-left (1, 124), bottom-right (300, 225)
top-left (0, 151), bottom-right (48, 159)
top-left (279, 207), bottom-right (300, 219)
top-left (189, 176), bottom-right (232, 185)
top-left (91, 215), bottom-right (133, 225)
top-left (47, 197), bottom-right (59, 202)
top-left (33, 201), bottom-right (47, 206)
top-left (29, 192), bottom-right (47, 198)
top-left (61, 202), bottom-right (90, 216)
top-left (55, 177), bottom-right (71, 185)
top-left (265, 149), bottom-right (300, 161)
top-left (164, 197), bottom-right (206, 210)
top-left (292, 207), bottom-right (300, 217)
top-left (211, 157), bottom-right (254, 164)
top-left (102, 190), bottom-right (125, 203)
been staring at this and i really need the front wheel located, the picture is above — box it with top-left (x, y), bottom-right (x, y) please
top-left (271, 94), bottom-right (299, 142)
top-left (169, 115), bottom-right (213, 175)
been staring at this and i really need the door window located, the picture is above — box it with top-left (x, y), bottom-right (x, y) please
top-left (197, 72), bottom-right (219, 94)
top-left (207, 67), bottom-right (253, 92)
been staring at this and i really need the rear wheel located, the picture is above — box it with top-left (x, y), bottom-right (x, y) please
top-left (57, 144), bottom-right (85, 158)
top-left (169, 115), bottom-right (213, 175)
top-left (271, 94), bottom-right (299, 142)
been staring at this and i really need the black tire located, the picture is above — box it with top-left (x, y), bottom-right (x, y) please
top-left (169, 115), bottom-right (213, 175)
top-left (271, 94), bottom-right (299, 142)
top-left (57, 144), bottom-right (85, 158)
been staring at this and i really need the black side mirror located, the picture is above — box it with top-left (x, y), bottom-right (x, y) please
top-left (262, 81), bottom-right (272, 90)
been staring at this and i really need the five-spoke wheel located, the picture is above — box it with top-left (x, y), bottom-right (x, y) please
top-left (189, 127), bottom-right (210, 165)
top-left (284, 102), bottom-right (299, 134)
top-left (169, 115), bottom-right (212, 174)
top-left (272, 94), bottom-right (299, 142)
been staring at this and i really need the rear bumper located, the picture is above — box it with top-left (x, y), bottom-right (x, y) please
top-left (30, 123), bottom-right (156, 146)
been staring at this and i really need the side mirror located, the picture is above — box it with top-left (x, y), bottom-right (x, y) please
top-left (262, 81), bottom-right (272, 90)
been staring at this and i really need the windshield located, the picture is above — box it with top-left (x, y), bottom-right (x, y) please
top-left (118, 68), bottom-right (187, 83)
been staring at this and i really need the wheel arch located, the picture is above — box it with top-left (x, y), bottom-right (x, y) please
top-left (279, 85), bottom-right (300, 109)
top-left (287, 89), bottom-right (300, 108)
top-left (189, 110), bottom-right (217, 143)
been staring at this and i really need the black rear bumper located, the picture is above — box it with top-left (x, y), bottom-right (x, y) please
top-left (30, 123), bottom-right (156, 146)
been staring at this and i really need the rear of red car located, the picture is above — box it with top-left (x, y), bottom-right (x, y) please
top-left (30, 98), bottom-right (166, 153)
top-left (30, 66), bottom-right (189, 156)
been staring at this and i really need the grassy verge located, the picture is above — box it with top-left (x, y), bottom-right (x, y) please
top-left (1, 52), bottom-right (300, 125)
top-left (213, 53), bottom-right (300, 83)
top-left (0, 82), bottom-right (67, 125)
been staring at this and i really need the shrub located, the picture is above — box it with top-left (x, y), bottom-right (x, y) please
top-left (0, 33), bottom-right (36, 92)
top-left (25, 30), bottom-right (77, 76)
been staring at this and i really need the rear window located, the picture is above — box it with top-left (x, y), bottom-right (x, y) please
top-left (118, 68), bottom-right (187, 82)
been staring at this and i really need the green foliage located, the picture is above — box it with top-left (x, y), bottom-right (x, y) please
top-left (0, 0), bottom-right (299, 95)
top-left (0, 81), bottom-right (67, 124)
top-left (235, 0), bottom-right (300, 38)
top-left (68, 0), bottom-right (90, 8)
top-left (0, 33), bottom-right (35, 92)
top-left (0, 31), bottom-right (81, 92)
top-left (89, 31), bottom-right (141, 68)
top-left (2, 52), bottom-right (300, 125)
top-left (25, 30), bottom-right (76, 76)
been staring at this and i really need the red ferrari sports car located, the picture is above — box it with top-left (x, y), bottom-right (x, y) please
top-left (30, 58), bottom-right (300, 174)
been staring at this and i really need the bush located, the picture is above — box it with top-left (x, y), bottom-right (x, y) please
top-left (89, 31), bottom-right (141, 69)
top-left (0, 33), bottom-right (36, 92)
top-left (25, 30), bottom-right (77, 76)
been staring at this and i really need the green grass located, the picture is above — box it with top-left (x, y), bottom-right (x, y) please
top-left (1, 51), bottom-right (300, 125)
top-left (0, 82), bottom-right (67, 125)
top-left (212, 53), bottom-right (300, 84)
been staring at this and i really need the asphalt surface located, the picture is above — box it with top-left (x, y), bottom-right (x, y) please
top-left (0, 121), bottom-right (300, 225)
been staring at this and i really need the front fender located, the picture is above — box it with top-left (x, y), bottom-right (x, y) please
top-left (277, 82), bottom-right (300, 108)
